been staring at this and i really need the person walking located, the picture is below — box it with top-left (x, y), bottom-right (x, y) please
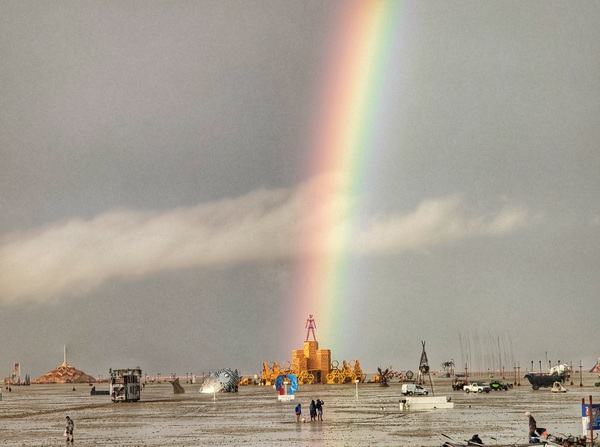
top-left (65, 415), bottom-right (74, 442)
top-left (295, 403), bottom-right (302, 423)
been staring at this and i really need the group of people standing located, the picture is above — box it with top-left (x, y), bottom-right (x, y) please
top-left (294, 399), bottom-right (324, 422)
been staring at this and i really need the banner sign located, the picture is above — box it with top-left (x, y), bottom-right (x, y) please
top-left (581, 403), bottom-right (600, 431)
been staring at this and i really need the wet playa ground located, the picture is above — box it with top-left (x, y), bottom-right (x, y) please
top-left (0, 374), bottom-right (598, 446)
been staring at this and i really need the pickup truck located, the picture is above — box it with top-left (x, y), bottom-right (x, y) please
top-left (464, 382), bottom-right (491, 393)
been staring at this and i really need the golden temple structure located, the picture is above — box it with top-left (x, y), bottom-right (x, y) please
top-left (260, 314), bottom-right (365, 385)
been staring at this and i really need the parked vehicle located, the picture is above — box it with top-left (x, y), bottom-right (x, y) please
top-left (489, 380), bottom-right (511, 391)
top-left (463, 382), bottom-right (491, 393)
top-left (401, 383), bottom-right (429, 395)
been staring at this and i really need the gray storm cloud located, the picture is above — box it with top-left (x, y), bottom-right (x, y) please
top-left (0, 174), bottom-right (526, 304)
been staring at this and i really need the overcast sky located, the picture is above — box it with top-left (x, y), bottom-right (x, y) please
top-left (1, 1), bottom-right (599, 380)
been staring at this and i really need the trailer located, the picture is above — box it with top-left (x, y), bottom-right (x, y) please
top-left (110, 367), bottom-right (142, 402)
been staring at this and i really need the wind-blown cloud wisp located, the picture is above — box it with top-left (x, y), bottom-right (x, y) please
top-left (0, 174), bottom-right (526, 304)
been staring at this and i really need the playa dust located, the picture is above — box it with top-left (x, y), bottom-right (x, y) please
top-left (0, 374), bottom-right (597, 446)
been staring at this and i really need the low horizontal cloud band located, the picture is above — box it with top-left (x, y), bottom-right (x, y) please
top-left (0, 174), bottom-right (526, 304)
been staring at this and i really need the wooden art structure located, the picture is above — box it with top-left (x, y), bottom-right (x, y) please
top-left (260, 314), bottom-right (365, 385)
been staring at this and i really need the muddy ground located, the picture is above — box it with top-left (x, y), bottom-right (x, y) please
top-left (0, 373), bottom-right (598, 446)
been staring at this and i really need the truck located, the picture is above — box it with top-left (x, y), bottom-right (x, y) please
top-left (401, 383), bottom-right (429, 395)
top-left (463, 382), bottom-right (491, 393)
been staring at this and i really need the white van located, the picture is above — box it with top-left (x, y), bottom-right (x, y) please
top-left (401, 383), bottom-right (428, 395)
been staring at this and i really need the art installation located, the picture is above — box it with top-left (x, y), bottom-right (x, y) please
top-left (275, 374), bottom-right (298, 401)
top-left (199, 368), bottom-right (239, 393)
top-left (260, 313), bottom-right (365, 386)
top-left (304, 314), bottom-right (317, 342)
top-left (33, 346), bottom-right (95, 384)
top-left (169, 377), bottom-right (185, 394)
top-left (377, 366), bottom-right (390, 387)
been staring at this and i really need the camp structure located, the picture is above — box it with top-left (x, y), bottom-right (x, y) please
top-left (4, 363), bottom-right (30, 386)
top-left (33, 346), bottom-right (95, 384)
top-left (590, 358), bottom-right (600, 374)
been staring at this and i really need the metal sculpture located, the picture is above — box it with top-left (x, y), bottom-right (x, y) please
top-left (199, 368), bottom-right (239, 393)
top-left (169, 377), bottom-right (185, 394)
top-left (441, 359), bottom-right (455, 377)
top-left (377, 366), bottom-right (390, 387)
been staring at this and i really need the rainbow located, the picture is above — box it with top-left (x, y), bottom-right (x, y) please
top-left (292, 1), bottom-right (406, 357)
